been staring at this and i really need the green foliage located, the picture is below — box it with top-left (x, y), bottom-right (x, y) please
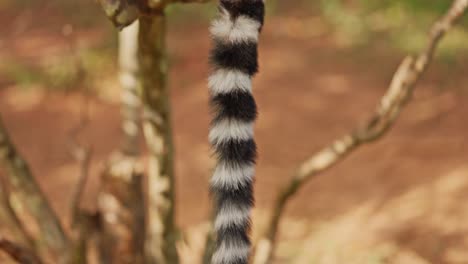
top-left (359, 0), bottom-right (451, 15)
top-left (1, 45), bottom-right (116, 91)
top-left (42, 56), bottom-right (83, 90)
top-left (42, 47), bottom-right (115, 91)
top-left (2, 0), bottom-right (105, 27)
top-left (166, 2), bottom-right (217, 24)
top-left (1, 63), bottom-right (44, 89)
top-left (321, 0), bottom-right (369, 46)
top-left (320, 0), bottom-right (468, 56)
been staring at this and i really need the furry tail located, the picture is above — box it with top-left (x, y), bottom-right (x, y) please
top-left (208, 1), bottom-right (265, 263)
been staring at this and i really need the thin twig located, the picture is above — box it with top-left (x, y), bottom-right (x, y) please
top-left (67, 87), bottom-right (92, 226)
top-left (68, 158), bottom-right (94, 262)
top-left (69, 146), bottom-right (92, 226)
top-left (253, 1), bottom-right (468, 263)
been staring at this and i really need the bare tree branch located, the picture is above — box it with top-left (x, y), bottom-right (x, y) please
top-left (69, 146), bottom-right (92, 226)
top-left (96, 1), bottom-right (209, 263)
top-left (97, 154), bottom-right (146, 264)
top-left (67, 128), bottom-right (94, 264)
top-left (98, 0), bottom-right (140, 29)
top-left (0, 237), bottom-right (43, 264)
top-left (98, 0), bottom-right (210, 29)
top-left (0, 116), bottom-right (69, 261)
top-left (96, 21), bottom-right (146, 264)
top-left (68, 212), bottom-right (101, 264)
top-left (253, 1), bottom-right (468, 263)
top-left (0, 176), bottom-right (33, 248)
top-left (119, 21), bottom-right (142, 156)
top-left (139, 14), bottom-right (178, 264)
top-left (201, 226), bottom-right (215, 264)
top-left (68, 106), bottom-right (92, 227)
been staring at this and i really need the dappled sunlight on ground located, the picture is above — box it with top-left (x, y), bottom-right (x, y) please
top-left (276, 166), bottom-right (468, 264)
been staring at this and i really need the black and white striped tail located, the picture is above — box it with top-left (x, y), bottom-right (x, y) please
top-left (208, 1), bottom-right (265, 264)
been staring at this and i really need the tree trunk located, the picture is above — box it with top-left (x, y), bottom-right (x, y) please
top-left (96, 21), bottom-right (145, 264)
top-left (139, 14), bottom-right (178, 264)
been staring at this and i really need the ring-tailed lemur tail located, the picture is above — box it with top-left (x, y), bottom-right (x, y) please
top-left (208, 0), bottom-right (265, 263)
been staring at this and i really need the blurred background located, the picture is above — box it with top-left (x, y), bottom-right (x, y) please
top-left (1, 0), bottom-right (468, 263)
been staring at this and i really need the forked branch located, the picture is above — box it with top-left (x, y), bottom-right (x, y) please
top-left (253, 1), bottom-right (468, 263)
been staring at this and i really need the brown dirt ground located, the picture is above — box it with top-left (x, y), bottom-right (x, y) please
top-left (1, 4), bottom-right (468, 264)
